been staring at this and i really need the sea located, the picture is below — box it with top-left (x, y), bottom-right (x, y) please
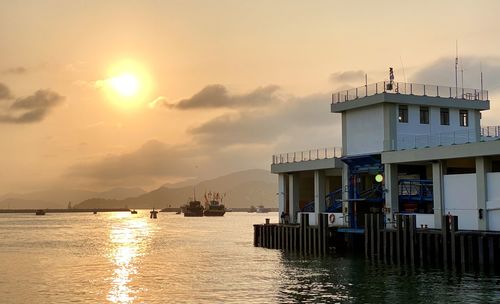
top-left (0, 211), bottom-right (499, 304)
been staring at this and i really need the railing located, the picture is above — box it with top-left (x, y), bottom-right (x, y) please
top-left (397, 129), bottom-right (478, 150)
top-left (272, 147), bottom-right (342, 165)
top-left (481, 125), bottom-right (500, 138)
top-left (331, 81), bottom-right (489, 104)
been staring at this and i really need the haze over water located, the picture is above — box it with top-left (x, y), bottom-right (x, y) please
top-left (0, 211), bottom-right (498, 303)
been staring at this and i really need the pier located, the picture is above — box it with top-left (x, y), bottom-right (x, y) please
top-left (254, 213), bottom-right (500, 272)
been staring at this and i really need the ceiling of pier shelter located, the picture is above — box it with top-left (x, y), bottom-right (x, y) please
top-left (1, 0), bottom-right (500, 195)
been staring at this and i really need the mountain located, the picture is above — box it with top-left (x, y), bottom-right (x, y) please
top-left (74, 169), bottom-right (278, 209)
top-left (0, 187), bottom-right (146, 209)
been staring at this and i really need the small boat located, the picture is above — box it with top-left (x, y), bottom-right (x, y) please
top-left (35, 209), bottom-right (46, 216)
top-left (248, 205), bottom-right (257, 213)
top-left (183, 200), bottom-right (204, 217)
top-left (131, 210), bottom-right (138, 214)
top-left (204, 200), bottom-right (226, 217)
top-left (150, 209), bottom-right (158, 219)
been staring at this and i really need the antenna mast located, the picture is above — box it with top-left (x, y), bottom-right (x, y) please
top-left (455, 41), bottom-right (458, 98)
top-left (480, 62), bottom-right (484, 99)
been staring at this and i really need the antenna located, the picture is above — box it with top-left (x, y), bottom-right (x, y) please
top-left (399, 56), bottom-right (407, 83)
top-left (455, 41), bottom-right (458, 98)
top-left (480, 62), bottom-right (484, 99)
top-left (461, 66), bottom-right (464, 98)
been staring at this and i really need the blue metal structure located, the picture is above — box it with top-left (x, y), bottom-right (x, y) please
top-left (398, 179), bottom-right (433, 213)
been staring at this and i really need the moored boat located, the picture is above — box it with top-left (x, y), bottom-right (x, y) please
top-left (183, 200), bottom-right (204, 217)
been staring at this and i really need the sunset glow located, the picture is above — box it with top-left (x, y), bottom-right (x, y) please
top-left (109, 73), bottom-right (139, 97)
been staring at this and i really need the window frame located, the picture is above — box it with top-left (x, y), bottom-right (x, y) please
top-left (419, 106), bottom-right (429, 124)
top-left (440, 108), bottom-right (449, 125)
top-left (459, 109), bottom-right (469, 127)
top-left (398, 105), bottom-right (408, 123)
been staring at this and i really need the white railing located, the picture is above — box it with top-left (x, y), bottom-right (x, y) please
top-left (481, 125), bottom-right (500, 138)
top-left (397, 129), bottom-right (478, 150)
top-left (332, 81), bottom-right (489, 104)
top-left (272, 147), bottom-right (342, 165)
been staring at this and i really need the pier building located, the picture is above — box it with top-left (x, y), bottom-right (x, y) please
top-left (256, 77), bottom-right (500, 270)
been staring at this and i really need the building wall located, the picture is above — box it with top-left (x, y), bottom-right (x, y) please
top-left (345, 104), bottom-right (384, 155)
top-left (397, 106), bottom-right (478, 147)
top-left (443, 173), bottom-right (478, 230)
top-left (486, 172), bottom-right (500, 231)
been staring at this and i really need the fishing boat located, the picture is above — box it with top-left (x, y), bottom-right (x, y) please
top-left (183, 200), bottom-right (204, 217)
top-left (203, 192), bottom-right (226, 216)
top-left (35, 209), bottom-right (46, 215)
top-left (131, 209), bottom-right (138, 214)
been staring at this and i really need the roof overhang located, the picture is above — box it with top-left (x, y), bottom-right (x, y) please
top-left (271, 157), bottom-right (343, 174)
top-left (331, 93), bottom-right (490, 113)
top-left (382, 140), bottom-right (500, 164)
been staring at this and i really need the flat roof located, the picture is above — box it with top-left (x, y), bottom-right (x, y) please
top-left (382, 140), bottom-right (500, 164)
top-left (331, 92), bottom-right (490, 113)
top-left (270, 157), bottom-right (343, 174)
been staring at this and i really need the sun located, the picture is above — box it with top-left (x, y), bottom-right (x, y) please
top-left (109, 73), bottom-right (140, 97)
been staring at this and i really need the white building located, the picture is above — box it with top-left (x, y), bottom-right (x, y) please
top-left (272, 80), bottom-right (500, 232)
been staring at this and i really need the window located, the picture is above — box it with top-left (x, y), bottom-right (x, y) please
top-left (398, 105), bottom-right (408, 123)
top-left (420, 106), bottom-right (429, 124)
top-left (459, 110), bottom-right (469, 127)
top-left (440, 108), bottom-right (449, 125)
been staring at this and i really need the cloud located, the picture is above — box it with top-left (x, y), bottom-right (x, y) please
top-left (2, 66), bottom-right (28, 75)
top-left (189, 92), bottom-right (340, 146)
top-left (330, 70), bottom-right (365, 84)
top-left (411, 56), bottom-right (500, 91)
top-left (65, 140), bottom-right (199, 187)
top-left (169, 84), bottom-right (281, 109)
top-left (0, 89), bottom-right (64, 124)
top-left (0, 83), bottom-right (13, 100)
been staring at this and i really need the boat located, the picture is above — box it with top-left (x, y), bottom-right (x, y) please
top-left (183, 200), bottom-right (204, 217)
top-left (35, 209), bottom-right (46, 215)
top-left (248, 205), bottom-right (257, 213)
top-left (204, 200), bottom-right (226, 216)
top-left (131, 209), bottom-right (138, 214)
top-left (256, 205), bottom-right (270, 213)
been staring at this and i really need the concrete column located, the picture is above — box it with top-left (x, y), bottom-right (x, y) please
top-left (278, 174), bottom-right (286, 218)
top-left (432, 161), bottom-right (444, 229)
top-left (384, 163), bottom-right (398, 228)
top-left (314, 170), bottom-right (326, 224)
top-left (476, 157), bottom-right (491, 230)
top-left (342, 163), bottom-right (349, 225)
top-left (288, 173), bottom-right (300, 224)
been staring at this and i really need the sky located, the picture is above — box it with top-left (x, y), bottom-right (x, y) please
top-left (1, 0), bottom-right (500, 194)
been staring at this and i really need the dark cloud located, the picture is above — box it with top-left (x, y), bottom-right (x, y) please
top-left (411, 56), bottom-right (500, 91)
top-left (170, 84), bottom-right (281, 109)
top-left (0, 83), bottom-right (13, 100)
top-left (189, 92), bottom-right (340, 146)
top-left (0, 89), bottom-right (64, 124)
top-left (330, 70), bottom-right (365, 84)
top-left (3, 66), bottom-right (28, 75)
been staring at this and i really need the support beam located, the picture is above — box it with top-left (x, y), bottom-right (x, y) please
top-left (314, 170), bottom-right (326, 223)
top-left (432, 161), bottom-right (444, 229)
top-left (476, 156), bottom-right (491, 230)
top-left (289, 173), bottom-right (300, 224)
top-left (384, 163), bottom-right (398, 228)
top-left (278, 174), bottom-right (286, 219)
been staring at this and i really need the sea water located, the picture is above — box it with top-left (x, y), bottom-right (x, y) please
top-left (0, 212), bottom-right (499, 303)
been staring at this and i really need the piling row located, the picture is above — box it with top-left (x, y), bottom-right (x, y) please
top-left (254, 213), bottom-right (500, 272)
top-left (253, 213), bottom-right (330, 255)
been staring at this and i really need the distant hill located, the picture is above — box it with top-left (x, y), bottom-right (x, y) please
top-left (74, 169), bottom-right (278, 209)
top-left (0, 187), bottom-right (146, 209)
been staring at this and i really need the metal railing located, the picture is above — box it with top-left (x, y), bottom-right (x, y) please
top-left (481, 125), bottom-right (500, 138)
top-left (331, 81), bottom-right (489, 104)
top-left (396, 129), bottom-right (478, 150)
top-left (272, 147), bottom-right (342, 165)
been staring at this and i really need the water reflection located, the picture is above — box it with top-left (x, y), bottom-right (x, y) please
top-left (107, 212), bottom-right (150, 304)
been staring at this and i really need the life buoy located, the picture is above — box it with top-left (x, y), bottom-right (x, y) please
top-left (329, 213), bottom-right (336, 223)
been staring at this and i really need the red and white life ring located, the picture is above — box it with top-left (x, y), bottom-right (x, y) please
top-left (329, 213), bottom-right (336, 223)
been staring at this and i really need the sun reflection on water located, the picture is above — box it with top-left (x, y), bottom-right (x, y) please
top-left (106, 212), bottom-right (151, 304)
